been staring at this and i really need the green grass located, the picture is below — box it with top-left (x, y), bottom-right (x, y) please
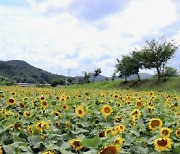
top-left (69, 77), bottom-right (180, 94)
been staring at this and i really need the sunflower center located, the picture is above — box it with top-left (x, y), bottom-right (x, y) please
top-left (38, 123), bottom-right (42, 128)
top-left (9, 99), bottom-right (14, 103)
top-left (101, 146), bottom-right (118, 154)
top-left (177, 130), bottom-right (180, 136)
top-left (41, 97), bottom-right (45, 100)
top-left (104, 107), bottom-right (110, 113)
top-left (162, 129), bottom-right (169, 135)
top-left (157, 139), bottom-right (168, 146)
top-left (42, 101), bottom-right (47, 106)
top-left (20, 103), bottom-right (25, 108)
top-left (78, 109), bottom-right (83, 114)
top-left (99, 131), bottom-right (105, 137)
top-left (73, 141), bottom-right (80, 147)
top-left (151, 120), bottom-right (160, 128)
top-left (137, 102), bottom-right (141, 106)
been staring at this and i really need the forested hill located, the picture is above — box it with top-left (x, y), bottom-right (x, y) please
top-left (0, 60), bottom-right (66, 84)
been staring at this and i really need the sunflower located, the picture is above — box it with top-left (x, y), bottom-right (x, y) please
top-left (149, 91), bottom-right (155, 96)
top-left (42, 150), bottom-right (55, 154)
top-left (130, 109), bottom-right (141, 118)
top-left (154, 137), bottom-right (172, 152)
top-left (35, 121), bottom-right (49, 132)
top-left (51, 111), bottom-right (61, 117)
top-left (114, 94), bottom-right (119, 99)
top-left (136, 101), bottom-right (142, 107)
top-left (41, 100), bottom-right (48, 109)
top-left (113, 125), bottom-right (120, 135)
top-left (11, 92), bottom-right (16, 95)
top-left (9, 124), bottom-right (14, 130)
top-left (114, 135), bottom-right (124, 146)
top-left (0, 145), bottom-right (4, 154)
top-left (160, 127), bottom-right (172, 137)
top-left (115, 116), bottom-right (123, 123)
top-left (75, 106), bottom-right (86, 118)
top-left (175, 128), bottom-right (180, 137)
top-left (62, 104), bottom-right (69, 111)
top-left (70, 139), bottom-right (83, 151)
top-left (60, 97), bottom-right (66, 102)
top-left (27, 125), bottom-right (34, 135)
top-left (19, 102), bottom-right (25, 109)
top-left (105, 128), bottom-right (112, 135)
top-left (42, 121), bottom-right (50, 130)
top-left (99, 144), bottom-right (119, 154)
top-left (23, 111), bottom-right (31, 118)
top-left (54, 121), bottom-right (60, 127)
top-left (98, 130), bottom-right (107, 138)
top-left (101, 105), bottom-right (113, 117)
top-left (40, 96), bottom-right (45, 101)
top-left (15, 122), bottom-right (22, 130)
top-left (149, 118), bottom-right (163, 130)
top-left (36, 122), bottom-right (43, 132)
top-left (119, 124), bottom-right (125, 132)
top-left (66, 122), bottom-right (70, 130)
top-left (6, 98), bottom-right (16, 106)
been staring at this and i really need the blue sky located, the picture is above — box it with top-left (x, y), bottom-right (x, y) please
top-left (0, 0), bottom-right (29, 7)
top-left (0, 0), bottom-right (180, 77)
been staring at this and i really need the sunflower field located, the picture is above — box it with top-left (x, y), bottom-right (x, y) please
top-left (0, 86), bottom-right (179, 154)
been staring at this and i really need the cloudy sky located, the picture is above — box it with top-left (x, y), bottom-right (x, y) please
top-left (0, 0), bottom-right (180, 77)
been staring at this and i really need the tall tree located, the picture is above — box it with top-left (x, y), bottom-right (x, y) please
top-left (116, 53), bottom-right (143, 82)
top-left (141, 37), bottom-right (178, 80)
top-left (83, 72), bottom-right (91, 83)
top-left (92, 68), bottom-right (102, 83)
top-left (115, 56), bottom-right (133, 82)
top-left (130, 51), bottom-right (143, 82)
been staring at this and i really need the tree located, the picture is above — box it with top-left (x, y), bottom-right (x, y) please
top-left (83, 72), bottom-right (91, 83)
top-left (51, 78), bottom-right (65, 87)
top-left (130, 51), bottom-right (143, 82)
top-left (111, 72), bottom-right (116, 81)
top-left (141, 37), bottom-right (178, 80)
top-left (164, 66), bottom-right (178, 77)
top-left (92, 68), bottom-right (102, 83)
top-left (116, 54), bottom-right (142, 82)
top-left (115, 56), bottom-right (133, 82)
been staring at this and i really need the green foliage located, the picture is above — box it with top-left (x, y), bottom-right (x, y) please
top-left (92, 68), bottom-right (102, 83)
top-left (69, 77), bottom-right (180, 94)
top-left (164, 66), bottom-right (178, 77)
top-left (51, 78), bottom-right (65, 87)
top-left (0, 60), bottom-right (67, 84)
top-left (116, 55), bottom-right (141, 82)
top-left (83, 72), bottom-right (91, 83)
top-left (140, 37), bottom-right (178, 80)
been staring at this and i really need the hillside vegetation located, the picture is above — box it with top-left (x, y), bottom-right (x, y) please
top-left (69, 77), bottom-right (180, 94)
top-left (0, 60), bottom-right (66, 84)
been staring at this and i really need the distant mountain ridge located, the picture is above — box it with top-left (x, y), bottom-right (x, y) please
top-left (0, 60), bottom-right (66, 84)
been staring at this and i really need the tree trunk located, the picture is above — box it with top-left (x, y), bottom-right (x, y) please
top-left (156, 67), bottom-right (161, 81)
top-left (93, 76), bottom-right (96, 83)
top-left (124, 76), bottom-right (127, 82)
top-left (137, 73), bottom-right (141, 82)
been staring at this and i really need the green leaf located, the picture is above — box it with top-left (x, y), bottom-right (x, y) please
top-left (60, 142), bottom-right (71, 150)
top-left (12, 133), bottom-right (22, 142)
top-left (82, 136), bottom-right (101, 148)
top-left (3, 145), bottom-right (16, 154)
top-left (134, 146), bottom-right (149, 154)
top-left (130, 129), bottom-right (140, 137)
top-left (83, 149), bottom-right (98, 154)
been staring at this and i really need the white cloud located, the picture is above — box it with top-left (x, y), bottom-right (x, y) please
top-left (0, 0), bottom-right (179, 76)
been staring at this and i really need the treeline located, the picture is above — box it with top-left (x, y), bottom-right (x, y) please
top-left (115, 37), bottom-right (179, 82)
